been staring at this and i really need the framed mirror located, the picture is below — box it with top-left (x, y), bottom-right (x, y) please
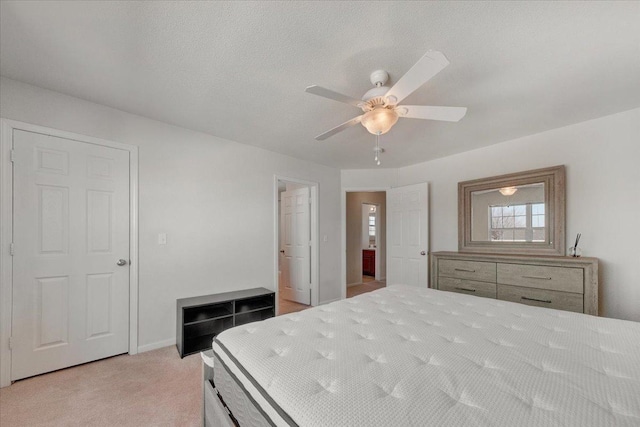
top-left (458, 165), bottom-right (565, 256)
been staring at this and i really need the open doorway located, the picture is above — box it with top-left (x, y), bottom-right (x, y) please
top-left (345, 191), bottom-right (386, 298)
top-left (275, 178), bottom-right (318, 315)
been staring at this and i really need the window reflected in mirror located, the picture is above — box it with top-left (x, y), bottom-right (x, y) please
top-left (471, 183), bottom-right (547, 243)
top-left (459, 165), bottom-right (564, 255)
top-left (362, 204), bottom-right (377, 248)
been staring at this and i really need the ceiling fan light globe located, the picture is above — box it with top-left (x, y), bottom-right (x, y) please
top-left (499, 186), bottom-right (518, 196)
top-left (361, 107), bottom-right (399, 135)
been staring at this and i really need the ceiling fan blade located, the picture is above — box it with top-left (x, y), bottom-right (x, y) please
top-left (315, 115), bottom-right (363, 141)
top-left (384, 51), bottom-right (450, 105)
top-left (398, 105), bottom-right (467, 122)
top-left (305, 85), bottom-right (362, 107)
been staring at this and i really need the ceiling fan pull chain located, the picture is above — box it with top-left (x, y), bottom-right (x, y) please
top-left (375, 132), bottom-right (381, 166)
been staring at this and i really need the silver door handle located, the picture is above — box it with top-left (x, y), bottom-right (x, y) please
top-left (117, 259), bottom-right (128, 266)
top-left (420, 251), bottom-right (426, 256)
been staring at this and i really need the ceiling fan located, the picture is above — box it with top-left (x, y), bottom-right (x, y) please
top-left (305, 50), bottom-right (467, 141)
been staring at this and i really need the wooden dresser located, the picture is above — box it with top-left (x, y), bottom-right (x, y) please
top-left (362, 249), bottom-right (376, 276)
top-left (431, 252), bottom-right (598, 315)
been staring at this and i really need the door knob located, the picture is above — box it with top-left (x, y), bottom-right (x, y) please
top-left (279, 250), bottom-right (285, 254)
top-left (117, 259), bottom-right (128, 266)
top-left (420, 251), bottom-right (426, 256)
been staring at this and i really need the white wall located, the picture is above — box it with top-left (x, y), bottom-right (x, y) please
top-left (0, 77), bottom-right (342, 350)
top-left (343, 109), bottom-right (640, 322)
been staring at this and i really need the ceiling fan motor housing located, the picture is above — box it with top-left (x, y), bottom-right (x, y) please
top-left (369, 69), bottom-right (389, 87)
top-left (362, 87), bottom-right (390, 104)
top-left (362, 70), bottom-right (391, 103)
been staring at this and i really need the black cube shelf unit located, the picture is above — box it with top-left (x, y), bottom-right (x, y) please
top-left (176, 287), bottom-right (275, 358)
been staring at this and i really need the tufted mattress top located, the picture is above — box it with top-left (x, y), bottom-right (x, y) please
top-left (212, 285), bottom-right (640, 427)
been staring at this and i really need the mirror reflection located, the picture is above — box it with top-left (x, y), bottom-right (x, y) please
top-left (471, 183), bottom-right (546, 242)
top-left (363, 204), bottom-right (377, 248)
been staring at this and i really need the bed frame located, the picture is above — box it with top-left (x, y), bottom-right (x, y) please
top-left (202, 351), bottom-right (235, 427)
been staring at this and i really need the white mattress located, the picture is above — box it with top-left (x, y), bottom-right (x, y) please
top-left (212, 285), bottom-right (640, 427)
top-left (213, 352), bottom-right (271, 427)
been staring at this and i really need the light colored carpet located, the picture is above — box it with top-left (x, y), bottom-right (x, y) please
top-left (278, 297), bottom-right (310, 315)
top-left (279, 281), bottom-right (386, 315)
top-left (347, 280), bottom-right (386, 298)
top-left (0, 346), bottom-right (201, 426)
top-left (0, 283), bottom-right (386, 426)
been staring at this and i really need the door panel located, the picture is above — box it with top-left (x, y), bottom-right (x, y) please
top-left (280, 187), bottom-right (310, 305)
top-left (12, 130), bottom-right (130, 381)
top-left (86, 273), bottom-right (113, 338)
top-left (36, 276), bottom-right (69, 349)
top-left (87, 190), bottom-right (113, 252)
top-left (38, 185), bottom-right (69, 254)
top-left (387, 183), bottom-right (429, 287)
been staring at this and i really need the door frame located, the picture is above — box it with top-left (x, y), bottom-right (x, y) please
top-left (0, 119), bottom-right (139, 387)
top-left (341, 187), bottom-right (390, 300)
top-left (273, 176), bottom-right (319, 313)
top-left (361, 202), bottom-right (381, 281)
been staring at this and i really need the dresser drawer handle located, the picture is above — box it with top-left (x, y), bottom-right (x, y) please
top-left (521, 296), bottom-right (552, 304)
top-left (522, 275), bottom-right (552, 280)
top-left (455, 268), bottom-right (476, 273)
top-left (454, 287), bottom-right (476, 292)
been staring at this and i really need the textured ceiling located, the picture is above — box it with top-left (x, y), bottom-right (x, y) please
top-left (1, 1), bottom-right (639, 169)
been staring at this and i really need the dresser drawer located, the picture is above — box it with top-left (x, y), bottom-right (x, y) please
top-left (497, 284), bottom-right (583, 313)
top-left (439, 277), bottom-right (497, 299)
top-left (438, 259), bottom-right (496, 283)
top-left (497, 263), bottom-right (583, 294)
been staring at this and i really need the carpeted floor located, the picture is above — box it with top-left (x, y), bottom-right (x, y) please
top-left (0, 346), bottom-right (201, 426)
top-left (278, 297), bottom-right (310, 315)
top-left (1, 284), bottom-right (387, 426)
top-left (279, 280), bottom-right (387, 316)
top-left (347, 280), bottom-right (386, 298)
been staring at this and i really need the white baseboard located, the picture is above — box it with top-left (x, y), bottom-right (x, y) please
top-left (137, 338), bottom-right (175, 354)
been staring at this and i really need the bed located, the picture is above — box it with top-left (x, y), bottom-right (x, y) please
top-left (205, 285), bottom-right (640, 427)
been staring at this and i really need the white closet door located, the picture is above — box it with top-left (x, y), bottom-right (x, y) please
top-left (280, 187), bottom-right (311, 305)
top-left (12, 130), bottom-right (130, 380)
top-left (387, 183), bottom-right (429, 287)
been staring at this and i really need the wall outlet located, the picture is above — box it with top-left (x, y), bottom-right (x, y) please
top-left (158, 233), bottom-right (167, 245)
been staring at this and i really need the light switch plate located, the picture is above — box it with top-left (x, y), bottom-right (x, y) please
top-left (158, 233), bottom-right (167, 245)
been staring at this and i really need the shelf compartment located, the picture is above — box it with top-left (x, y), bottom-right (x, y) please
top-left (177, 287), bottom-right (275, 358)
top-left (235, 295), bottom-right (274, 314)
top-left (183, 334), bottom-right (218, 356)
top-left (235, 308), bottom-right (275, 326)
top-left (184, 316), bottom-right (233, 339)
top-left (184, 302), bottom-right (233, 324)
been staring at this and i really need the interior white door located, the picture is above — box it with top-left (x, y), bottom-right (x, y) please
top-left (280, 187), bottom-right (311, 305)
top-left (279, 194), bottom-right (290, 295)
top-left (387, 183), bottom-right (429, 287)
top-left (11, 130), bottom-right (130, 381)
